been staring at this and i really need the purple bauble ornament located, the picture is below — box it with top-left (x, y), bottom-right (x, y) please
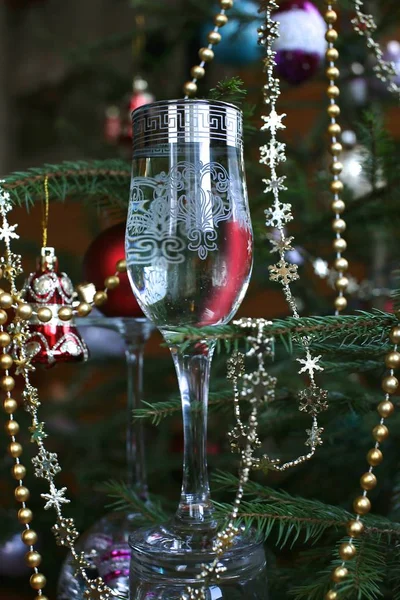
top-left (273, 0), bottom-right (327, 85)
top-left (0, 532), bottom-right (31, 577)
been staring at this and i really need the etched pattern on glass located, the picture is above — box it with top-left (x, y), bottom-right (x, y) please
top-left (126, 160), bottom-right (249, 265)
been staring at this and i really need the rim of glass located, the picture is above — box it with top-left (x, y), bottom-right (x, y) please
top-left (131, 98), bottom-right (242, 119)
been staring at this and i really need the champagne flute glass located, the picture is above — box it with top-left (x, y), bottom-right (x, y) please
top-left (57, 316), bottom-right (153, 599)
top-left (126, 100), bottom-right (267, 598)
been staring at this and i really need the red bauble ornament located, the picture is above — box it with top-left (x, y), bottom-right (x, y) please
top-left (83, 223), bottom-right (143, 318)
top-left (22, 248), bottom-right (89, 367)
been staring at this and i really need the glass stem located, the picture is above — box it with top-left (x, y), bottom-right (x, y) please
top-left (125, 341), bottom-right (149, 501)
top-left (169, 339), bottom-right (217, 527)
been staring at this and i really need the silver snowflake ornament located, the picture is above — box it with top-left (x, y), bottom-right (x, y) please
top-left (42, 485), bottom-right (70, 510)
top-left (52, 517), bottom-right (78, 547)
top-left (305, 425), bottom-right (324, 448)
top-left (32, 448), bottom-right (61, 480)
top-left (83, 578), bottom-right (112, 600)
top-left (259, 140), bottom-right (286, 167)
top-left (298, 387), bottom-right (328, 415)
top-left (241, 368), bottom-right (277, 405)
top-left (269, 235), bottom-right (294, 254)
top-left (261, 110), bottom-right (286, 134)
top-left (297, 354), bottom-right (323, 378)
top-left (263, 176), bottom-right (287, 194)
top-left (0, 221), bottom-right (19, 243)
top-left (269, 260), bottom-right (299, 285)
top-left (265, 201), bottom-right (293, 228)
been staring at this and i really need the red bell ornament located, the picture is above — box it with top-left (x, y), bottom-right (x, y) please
top-left (22, 247), bottom-right (89, 367)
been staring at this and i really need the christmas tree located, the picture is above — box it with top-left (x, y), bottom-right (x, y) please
top-left (0, 0), bottom-right (400, 599)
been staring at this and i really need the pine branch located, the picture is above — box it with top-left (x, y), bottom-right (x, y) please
top-left (100, 480), bottom-right (168, 524)
top-left (2, 160), bottom-right (131, 209)
top-left (212, 472), bottom-right (400, 542)
top-left (167, 312), bottom-right (397, 348)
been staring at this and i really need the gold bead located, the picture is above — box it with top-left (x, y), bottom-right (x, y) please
top-left (333, 237), bottom-right (347, 252)
top-left (330, 142), bottom-right (342, 155)
top-left (386, 351), bottom-right (400, 369)
top-left (104, 275), bottom-right (120, 290)
top-left (37, 307), bottom-right (53, 323)
top-left (12, 463), bottom-right (26, 480)
top-left (339, 542), bottom-right (356, 560)
top-left (330, 162), bottom-right (343, 176)
top-left (22, 529), bottom-right (38, 546)
top-left (347, 519), bottom-right (364, 537)
top-left (0, 331), bottom-right (11, 347)
top-left (367, 448), bottom-right (383, 466)
top-left (335, 276), bottom-right (349, 291)
top-left (0, 353), bottom-right (13, 370)
top-left (325, 29), bottom-right (338, 43)
top-left (199, 47), bottom-right (214, 62)
top-left (5, 419), bottom-right (19, 436)
top-left (94, 291), bottom-right (107, 307)
top-left (3, 397), bottom-right (17, 414)
top-left (116, 259), bottom-right (127, 273)
top-left (25, 550), bottom-right (42, 568)
top-left (332, 199), bottom-right (345, 213)
top-left (335, 296), bottom-right (347, 311)
top-left (0, 292), bottom-right (12, 309)
top-left (327, 66), bottom-right (340, 80)
top-left (77, 302), bottom-right (92, 317)
top-left (332, 566), bottom-right (348, 582)
top-left (328, 123), bottom-right (341, 137)
top-left (353, 495), bottom-right (371, 515)
top-left (326, 47), bottom-right (339, 62)
top-left (373, 424), bottom-right (389, 442)
top-left (15, 485), bottom-right (30, 503)
top-left (220, 0), bottom-right (233, 8)
top-left (360, 472), bottom-right (377, 491)
top-left (378, 400), bottom-right (394, 418)
top-left (327, 85), bottom-right (340, 99)
top-left (335, 257), bottom-right (348, 271)
top-left (9, 441), bottom-right (22, 458)
top-left (390, 326), bottom-right (400, 344)
top-left (183, 81), bottom-right (198, 97)
top-left (382, 375), bottom-right (398, 394)
top-left (208, 31), bottom-right (222, 44)
top-left (215, 13), bottom-right (228, 26)
top-left (325, 592), bottom-right (337, 600)
top-left (18, 507), bottom-right (33, 524)
top-left (191, 65), bottom-right (205, 79)
top-left (331, 180), bottom-right (344, 194)
top-left (325, 9), bottom-right (337, 23)
top-left (332, 218), bottom-right (346, 233)
top-left (1, 375), bottom-right (15, 391)
top-left (16, 303), bottom-right (33, 320)
top-left (30, 573), bottom-right (46, 590)
top-left (58, 306), bottom-right (73, 321)
top-left (0, 309), bottom-right (8, 325)
top-left (327, 104), bottom-right (340, 119)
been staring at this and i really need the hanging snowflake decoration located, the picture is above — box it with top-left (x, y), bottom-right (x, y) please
top-left (269, 260), bottom-right (299, 285)
top-left (297, 354), bottom-right (323, 378)
top-left (269, 235), bottom-right (294, 254)
top-left (305, 425), bottom-right (324, 448)
top-left (265, 201), bottom-right (293, 228)
top-left (261, 110), bottom-right (286, 135)
top-left (83, 578), bottom-right (112, 600)
top-left (43, 485), bottom-right (70, 510)
top-left (259, 140), bottom-right (286, 167)
top-left (298, 387), bottom-right (328, 415)
top-left (52, 517), bottom-right (79, 547)
top-left (227, 352), bottom-right (245, 381)
top-left (241, 369), bottom-right (277, 405)
top-left (263, 176), bottom-right (287, 194)
top-left (32, 448), bottom-right (61, 480)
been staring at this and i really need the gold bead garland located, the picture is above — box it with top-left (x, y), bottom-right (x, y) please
top-left (183, 0), bottom-right (234, 98)
top-left (324, 323), bottom-right (399, 599)
top-left (324, 3), bottom-right (349, 315)
top-left (1, 312), bottom-right (47, 598)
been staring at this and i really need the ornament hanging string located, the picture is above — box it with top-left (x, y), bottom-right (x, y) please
top-left (42, 176), bottom-right (50, 249)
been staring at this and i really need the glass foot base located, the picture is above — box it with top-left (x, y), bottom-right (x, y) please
top-left (129, 522), bottom-right (268, 600)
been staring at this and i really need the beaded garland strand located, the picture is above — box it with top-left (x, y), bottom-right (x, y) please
top-left (183, 0), bottom-right (234, 99)
top-left (324, 328), bottom-right (399, 600)
top-left (323, 0), bottom-right (350, 315)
